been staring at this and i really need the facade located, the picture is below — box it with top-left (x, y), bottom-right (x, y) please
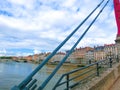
top-left (24, 55), bottom-right (33, 61)
top-left (12, 56), bottom-right (19, 61)
top-left (19, 44), bottom-right (118, 64)
top-left (70, 44), bottom-right (118, 64)
top-left (50, 52), bottom-right (66, 63)
top-left (33, 54), bottom-right (39, 61)
top-left (24, 53), bottom-right (47, 62)
top-left (94, 46), bottom-right (105, 61)
top-left (70, 47), bottom-right (93, 64)
top-left (85, 50), bottom-right (94, 63)
top-left (104, 44), bottom-right (118, 59)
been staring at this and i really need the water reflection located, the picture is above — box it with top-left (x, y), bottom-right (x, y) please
top-left (0, 61), bottom-right (36, 90)
top-left (0, 63), bottom-right (4, 73)
top-left (35, 64), bottom-right (77, 90)
top-left (0, 61), bottom-right (78, 90)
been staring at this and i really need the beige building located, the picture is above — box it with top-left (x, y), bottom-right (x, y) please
top-left (20, 44), bottom-right (118, 64)
top-left (104, 44), bottom-right (118, 59)
top-left (85, 50), bottom-right (94, 63)
top-left (49, 52), bottom-right (66, 63)
top-left (24, 55), bottom-right (33, 61)
top-left (69, 44), bottom-right (117, 64)
top-left (94, 46), bottom-right (105, 61)
top-left (70, 47), bottom-right (93, 64)
top-left (93, 44), bottom-right (117, 61)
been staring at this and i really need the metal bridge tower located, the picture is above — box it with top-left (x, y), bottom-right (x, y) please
top-left (114, 0), bottom-right (120, 59)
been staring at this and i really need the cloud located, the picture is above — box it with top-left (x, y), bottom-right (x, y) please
top-left (0, 49), bottom-right (6, 56)
top-left (33, 49), bottom-right (42, 54)
top-left (0, 0), bottom-right (117, 56)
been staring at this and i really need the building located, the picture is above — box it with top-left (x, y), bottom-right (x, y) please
top-left (104, 44), bottom-right (118, 59)
top-left (32, 53), bottom-right (49, 63)
top-left (70, 47), bottom-right (93, 64)
top-left (69, 44), bottom-right (117, 64)
top-left (12, 56), bottom-right (19, 61)
top-left (85, 50), bottom-right (94, 63)
top-left (50, 52), bottom-right (66, 63)
top-left (24, 55), bottom-right (33, 61)
top-left (94, 46), bottom-right (105, 61)
top-left (93, 44), bottom-right (117, 61)
top-left (33, 54), bottom-right (39, 61)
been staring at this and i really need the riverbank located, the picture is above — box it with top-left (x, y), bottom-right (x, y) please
top-left (0, 59), bottom-right (13, 62)
top-left (0, 59), bottom-right (86, 68)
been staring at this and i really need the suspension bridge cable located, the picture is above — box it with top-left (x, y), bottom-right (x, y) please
top-left (9, 1), bottom-right (106, 90)
top-left (14, 0), bottom-right (105, 89)
top-left (38, 0), bottom-right (110, 89)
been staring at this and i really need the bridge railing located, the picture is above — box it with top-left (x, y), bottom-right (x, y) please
top-left (53, 57), bottom-right (119, 90)
top-left (11, 0), bottom-right (111, 90)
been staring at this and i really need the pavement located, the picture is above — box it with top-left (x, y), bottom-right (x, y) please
top-left (109, 77), bottom-right (120, 90)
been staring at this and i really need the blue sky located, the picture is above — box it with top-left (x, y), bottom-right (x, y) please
top-left (0, 0), bottom-right (117, 56)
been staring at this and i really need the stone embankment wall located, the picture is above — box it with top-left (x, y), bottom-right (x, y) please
top-left (88, 63), bottom-right (120, 90)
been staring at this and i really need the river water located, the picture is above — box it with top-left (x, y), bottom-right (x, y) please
top-left (0, 61), bottom-right (77, 90)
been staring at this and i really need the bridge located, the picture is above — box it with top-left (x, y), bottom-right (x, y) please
top-left (12, 0), bottom-right (120, 90)
top-left (110, 77), bottom-right (120, 90)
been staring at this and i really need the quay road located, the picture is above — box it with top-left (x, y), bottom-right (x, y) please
top-left (109, 77), bottom-right (120, 90)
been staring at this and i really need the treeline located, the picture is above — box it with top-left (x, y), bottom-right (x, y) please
top-left (0, 56), bottom-right (12, 59)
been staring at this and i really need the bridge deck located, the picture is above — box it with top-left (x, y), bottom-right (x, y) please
top-left (109, 77), bottom-right (120, 90)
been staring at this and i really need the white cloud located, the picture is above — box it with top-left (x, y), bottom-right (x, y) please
top-left (16, 52), bottom-right (33, 56)
top-left (8, 0), bottom-right (35, 9)
top-left (33, 49), bottom-right (41, 54)
top-left (0, 0), bottom-right (117, 55)
top-left (0, 49), bottom-right (7, 56)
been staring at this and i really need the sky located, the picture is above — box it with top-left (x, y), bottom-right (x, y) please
top-left (0, 0), bottom-right (118, 56)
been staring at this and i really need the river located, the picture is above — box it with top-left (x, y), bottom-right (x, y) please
top-left (0, 60), bottom-right (77, 90)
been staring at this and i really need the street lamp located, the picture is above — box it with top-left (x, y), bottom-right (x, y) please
top-left (116, 55), bottom-right (119, 62)
top-left (108, 51), bottom-right (112, 68)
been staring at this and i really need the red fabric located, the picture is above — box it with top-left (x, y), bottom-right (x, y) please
top-left (114, 0), bottom-right (120, 36)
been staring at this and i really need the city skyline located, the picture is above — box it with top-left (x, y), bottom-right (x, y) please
top-left (0, 0), bottom-right (117, 56)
